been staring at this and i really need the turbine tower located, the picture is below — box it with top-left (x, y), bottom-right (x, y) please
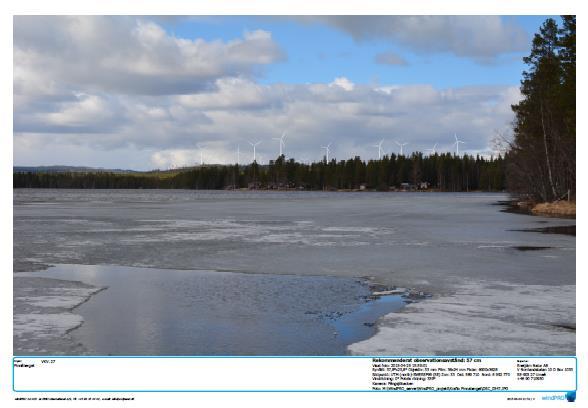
top-left (249, 140), bottom-right (261, 162)
top-left (395, 141), bottom-right (408, 156)
top-left (272, 131), bottom-right (287, 157)
top-left (236, 145), bottom-right (240, 164)
top-left (197, 143), bottom-right (204, 165)
top-left (372, 139), bottom-right (384, 159)
top-left (453, 134), bottom-right (464, 156)
top-left (321, 142), bottom-right (332, 162)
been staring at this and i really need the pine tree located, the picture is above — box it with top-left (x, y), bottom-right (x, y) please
top-left (508, 17), bottom-right (576, 201)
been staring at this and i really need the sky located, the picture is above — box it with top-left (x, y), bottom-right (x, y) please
top-left (13, 15), bottom-right (558, 170)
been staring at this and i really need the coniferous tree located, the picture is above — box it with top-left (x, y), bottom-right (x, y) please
top-left (508, 17), bottom-right (575, 201)
top-left (14, 153), bottom-right (506, 192)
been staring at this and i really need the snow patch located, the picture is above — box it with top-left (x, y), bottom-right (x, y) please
top-left (14, 313), bottom-right (84, 339)
top-left (348, 280), bottom-right (575, 356)
top-left (14, 276), bottom-right (106, 355)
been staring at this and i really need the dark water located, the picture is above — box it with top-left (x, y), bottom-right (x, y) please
top-left (28, 264), bottom-right (404, 355)
top-left (512, 225), bottom-right (576, 236)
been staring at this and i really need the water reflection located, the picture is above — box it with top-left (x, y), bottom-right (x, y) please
top-left (32, 264), bottom-right (404, 355)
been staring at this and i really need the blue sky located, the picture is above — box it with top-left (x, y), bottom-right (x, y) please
top-left (14, 15), bottom-right (560, 169)
top-left (160, 16), bottom-right (554, 87)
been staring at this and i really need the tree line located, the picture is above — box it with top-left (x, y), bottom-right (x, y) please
top-left (507, 16), bottom-right (575, 202)
top-left (14, 152), bottom-right (506, 191)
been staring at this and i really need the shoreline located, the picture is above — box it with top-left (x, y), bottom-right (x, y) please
top-left (13, 186), bottom-right (503, 193)
top-left (499, 199), bottom-right (576, 219)
top-left (531, 201), bottom-right (576, 217)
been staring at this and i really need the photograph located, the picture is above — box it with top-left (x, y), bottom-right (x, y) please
top-left (13, 14), bottom-right (575, 360)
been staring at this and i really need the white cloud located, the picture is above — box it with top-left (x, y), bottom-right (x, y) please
top-left (14, 16), bottom-right (284, 96)
top-left (15, 93), bottom-right (124, 134)
top-left (330, 77), bottom-right (355, 91)
top-left (151, 149), bottom-right (199, 169)
top-left (151, 145), bottom-right (238, 169)
top-left (177, 78), bottom-right (283, 110)
top-left (15, 77), bottom-right (521, 169)
top-left (299, 16), bottom-right (528, 62)
top-left (44, 95), bottom-right (111, 127)
top-left (13, 16), bottom-right (524, 170)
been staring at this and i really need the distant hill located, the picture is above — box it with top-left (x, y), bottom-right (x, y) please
top-left (13, 165), bottom-right (138, 174)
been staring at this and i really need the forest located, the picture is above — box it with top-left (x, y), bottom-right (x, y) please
top-left (13, 153), bottom-right (506, 192)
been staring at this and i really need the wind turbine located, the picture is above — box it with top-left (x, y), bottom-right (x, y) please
top-left (372, 139), bottom-right (385, 159)
top-left (426, 143), bottom-right (438, 156)
top-left (321, 142), bottom-right (332, 162)
top-left (236, 145), bottom-right (240, 164)
top-left (395, 141), bottom-right (408, 156)
top-left (249, 140), bottom-right (261, 162)
top-left (453, 134), bottom-right (464, 156)
top-left (196, 143), bottom-right (204, 165)
top-left (272, 131), bottom-right (287, 157)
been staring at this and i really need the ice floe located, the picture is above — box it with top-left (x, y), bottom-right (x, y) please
top-left (348, 280), bottom-right (575, 356)
top-left (14, 276), bottom-right (106, 355)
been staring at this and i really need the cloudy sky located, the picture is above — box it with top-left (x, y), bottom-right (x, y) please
top-left (14, 15), bottom-right (555, 170)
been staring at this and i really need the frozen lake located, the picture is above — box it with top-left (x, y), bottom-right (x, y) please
top-left (13, 189), bottom-right (576, 355)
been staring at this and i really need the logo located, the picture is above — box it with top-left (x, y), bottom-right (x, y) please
top-left (565, 391), bottom-right (576, 402)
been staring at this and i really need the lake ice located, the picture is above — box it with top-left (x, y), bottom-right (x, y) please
top-left (13, 189), bottom-right (575, 355)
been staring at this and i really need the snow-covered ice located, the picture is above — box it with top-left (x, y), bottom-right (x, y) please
top-left (13, 276), bottom-right (106, 355)
top-left (349, 280), bottom-right (575, 355)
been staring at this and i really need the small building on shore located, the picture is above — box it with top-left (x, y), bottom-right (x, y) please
top-left (400, 182), bottom-right (414, 191)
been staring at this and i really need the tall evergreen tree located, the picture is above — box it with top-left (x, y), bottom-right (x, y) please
top-left (508, 17), bottom-right (575, 201)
